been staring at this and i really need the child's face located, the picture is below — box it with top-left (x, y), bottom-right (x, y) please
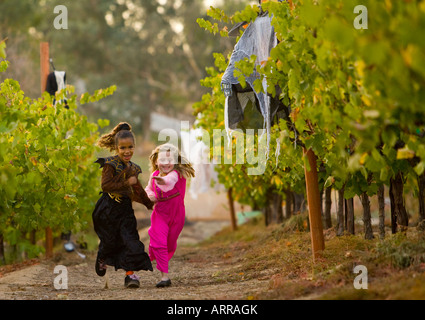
top-left (116, 137), bottom-right (135, 165)
top-left (156, 150), bottom-right (176, 175)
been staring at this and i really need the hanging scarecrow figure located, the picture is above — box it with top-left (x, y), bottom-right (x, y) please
top-left (45, 58), bottom-right (68, 108)
top-left (220, 0), bottom-right (290, 149)
top-left (220, 0), bottom-right (325, 257)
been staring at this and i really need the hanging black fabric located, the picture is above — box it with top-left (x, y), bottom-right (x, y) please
top-left (45, 70), bottom-right (68, 109)
top-left (46, 72), bottom-right (58, 95)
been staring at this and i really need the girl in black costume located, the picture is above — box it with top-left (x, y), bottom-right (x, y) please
top-left (92, 122), bottom-right (154, 288)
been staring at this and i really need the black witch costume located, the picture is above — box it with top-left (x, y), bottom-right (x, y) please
top-left (92, 155), bottom-right (154, 273)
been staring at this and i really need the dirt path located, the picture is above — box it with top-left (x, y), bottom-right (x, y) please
top-left (0, 221), bottom-right (271, 300)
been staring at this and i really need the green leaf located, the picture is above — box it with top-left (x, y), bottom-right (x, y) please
top-left (324, 176), bottom-right (334, 188)
top-left (33, 203), bottom-right (41, 214)
top-left (414, 162), bottom-right (425, 176)
top-left (0, 38), bottom-right (6, 59)
top-left (0, 60), bottom-right (9, 72)
top-left (380, 167), bottom-right (388, 182)
top-left (97, 118), bottom-right (110, 128)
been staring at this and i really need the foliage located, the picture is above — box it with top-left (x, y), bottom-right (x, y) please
top-left (0, 49), bottom-right (112, 260)
top-left (0, 0), bottom-right (248, 133)
top-left (194, 0), bottom-right (425, 217)
top-left (193, 52), bottom-right (304, 209)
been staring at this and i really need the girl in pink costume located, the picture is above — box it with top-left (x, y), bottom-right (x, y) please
top-left (145, 143), bottom-right (195, 287)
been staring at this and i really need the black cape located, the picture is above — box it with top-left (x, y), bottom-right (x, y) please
top-left (92, 157), bottom-right (152, 272)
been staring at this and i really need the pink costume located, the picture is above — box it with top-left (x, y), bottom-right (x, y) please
top-left (145, 170), bottom-right (186, 273)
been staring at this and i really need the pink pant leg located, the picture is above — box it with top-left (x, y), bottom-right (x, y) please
top-left (149, 204), bottom-right (185, 273)
top-left (167, 214), bottom-right (185, 260)
top-left (148, 213), bottom-right (170, 273)
top-left (150, 246), bottom-right (169, 273)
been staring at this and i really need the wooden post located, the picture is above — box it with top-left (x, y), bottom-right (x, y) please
top-left (45, 227), bottom-right (53, 258)
top-left (40, 42), bottom-right (53, 258)
top-left (303, 148), bottom-right (325, 261)
top-left (40, 42), bottom-right (49, 93)
top-left (227, 188), bottom-right (238, 231)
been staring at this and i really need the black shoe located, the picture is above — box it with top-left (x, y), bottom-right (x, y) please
top-left (95, 254), bottom-right (107, 277)
top-left (125, 275), bottom-right (140, 288)
top-left (156, 279), bottom-right (171, 288)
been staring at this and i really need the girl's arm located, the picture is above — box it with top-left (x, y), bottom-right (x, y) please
top-left (152, 171), bottom-right (179, 192)
top-left (131, 179), bottom-right (154, 209)
top-left (101, 164), bottom-right (131, 193)
top-left (145, 175), bottom-right (157, 202)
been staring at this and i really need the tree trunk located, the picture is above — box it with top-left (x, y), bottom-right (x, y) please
top-left (0, 233), bottom-right (5, 265)
top-left (324, 186), bottom-right (332, 229)
top-left (418, 172), bottom-right (425, 228)
top-left (227, 188), bottom-right (238, 231)
top-left (284, 190), bottom-right (292, 219)
top-left (337, 188), bottom-right (345, 236)
top-left (360, 192), bottom-right (374, 239)
top-left (276, 192), bottom-right (284, 223)
top-left (377, 184), bottom-right (386, 239)
top-left (390, 172), bottom-right (409, 232)
top-left (344, 199), bottom-right (348, 230)
top-left (30, 230), bottom-right (36, 245)
top-left (263, 189), bottom-right (283, 226)
top-left (293, 193), bottom-right (304, 214)
top-left (389, 179), bottom-right (397, 233)
top-left (346, 198), bottom-right (355, 235)
top-left (263, 206), bottom-right (270, 226)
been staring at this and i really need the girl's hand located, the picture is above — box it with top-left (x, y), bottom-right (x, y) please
top-left (152, 176), bottom-right (165, 185)
top-left (128, 176), bottom-right (138, 185)
top-left (148, 195), bottom-right (157, 203)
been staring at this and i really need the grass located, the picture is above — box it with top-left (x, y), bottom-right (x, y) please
top-left (196, 214), bottom-right (425, 300)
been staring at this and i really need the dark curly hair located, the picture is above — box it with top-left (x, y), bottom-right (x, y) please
top-left (97, 122), bottom-right (135, 152)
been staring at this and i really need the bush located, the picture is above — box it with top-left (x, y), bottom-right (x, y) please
top-left (0, 54), bottom-right (113, 262)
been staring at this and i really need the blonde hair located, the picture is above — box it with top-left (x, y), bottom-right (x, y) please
top-left (149, 143), bottom-right (195, 179)
top-left (97, 122), bottom-right (134, 152)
